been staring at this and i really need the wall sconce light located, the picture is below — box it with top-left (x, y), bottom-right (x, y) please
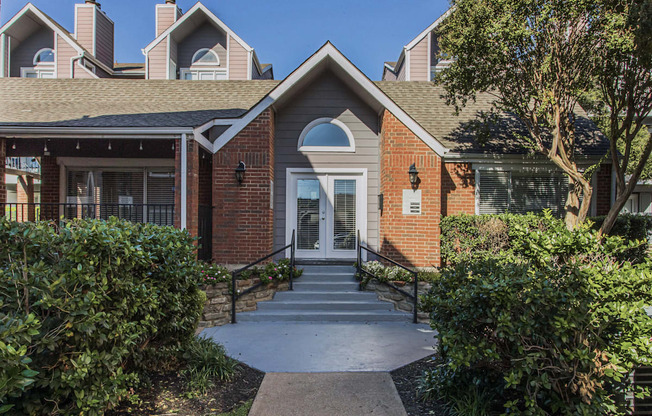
top-left (235, 161), bottom-right (246, 185)
top-left (408, 163), bottom-right (419, 185)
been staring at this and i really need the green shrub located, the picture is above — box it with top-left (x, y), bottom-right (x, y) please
top-left (441, 212), bottom-right (652, 266)
top-left (200, 258), bottom-right (303, 286)
top-left (0, 218), bottom-right (204, 415)
top-left (181, 336), bottom-right (236, 396)
top-left (422, 220), bottom-right (652, 415)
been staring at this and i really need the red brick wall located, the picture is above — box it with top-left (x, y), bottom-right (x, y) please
top-left (40, 156), bottom-right (60, 220)
top-left (0, 140), bottom-right (5, 206)
top-left (212, 109), bottom-right (275, 264)
top-left (174, 137), bottom-right (200, 238)
top-left (442, 162), bottom-right (475, 216)
top-left (595, 164), bottom-right (611, 216)
top-left (379, 110), bottom-right (441, 268)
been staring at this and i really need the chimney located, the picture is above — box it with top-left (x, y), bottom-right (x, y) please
top-left (75, 1), bottom-right (114, 68)
top-left (156, 1), bottom-right (182, 37)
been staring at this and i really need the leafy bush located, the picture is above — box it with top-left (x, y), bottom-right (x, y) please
top-left (199, 258), bottom-right (303, 286)
top-left (0, 218), bottom-right (205, 415)
top-left (441, 212), bottom-right (652, 266)
top-left (422, 218), bottom-right (652, 415)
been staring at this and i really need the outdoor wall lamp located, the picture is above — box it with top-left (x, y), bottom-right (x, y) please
top-left (235, 161), bottom-right (246, 185)
top-left (408, 163), bottom-right (419, 185)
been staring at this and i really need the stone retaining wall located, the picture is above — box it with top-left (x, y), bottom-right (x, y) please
top-left (199, 279), bottom-right (290, 329)
top-left (364, 280), bottom-right (432, 323)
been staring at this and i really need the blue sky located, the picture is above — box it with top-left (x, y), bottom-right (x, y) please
top-left (0, 0), bottom-right (449, 80)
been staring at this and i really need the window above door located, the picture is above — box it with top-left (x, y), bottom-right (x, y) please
top-left (297, 118), bottom-right (355, 153)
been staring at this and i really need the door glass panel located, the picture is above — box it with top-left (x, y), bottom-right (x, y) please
top-left (297, 179), bottom-right (320, 250)
top-left (333, 179), bottom-right (356, 250)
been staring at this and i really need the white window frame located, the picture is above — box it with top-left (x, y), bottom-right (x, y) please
top-left (83, 60), bottom-right (96, 74)
top-left (20, 67), bottom-right (55, 78)
top-left (180, 68), bottom-right (227, 80)
top-left (297, 118), bottom-right (356, 153)
top-left (33, 48), bottom-right (55, 65)
top-left (191, 48), bottom-right (220, 66)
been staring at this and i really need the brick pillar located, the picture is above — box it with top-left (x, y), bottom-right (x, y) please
top-left (39, 156), bottom-right (60, 220)
top-left (0, 139), bottom-right (5, 216)
top-left (16, 176), bottom-right (35, 222)
top-left (212, 109), bottom-right (275, 264)
top-left (174, 137), bottom-right (200, 238)
top-left (379, 109), bottom-right (441, 268)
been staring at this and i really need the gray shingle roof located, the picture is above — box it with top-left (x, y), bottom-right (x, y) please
top-left (0, 78), bottom-right (280, 128)
top-left (376, 81), bottom-right (609, 156)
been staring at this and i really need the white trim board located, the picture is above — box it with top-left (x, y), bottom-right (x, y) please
top-left (209, 42), bottom-right (449, 157)
top-left (297, 117), bottom-right (356, 153)
top-left (404, 7), bottom-right (453, 51)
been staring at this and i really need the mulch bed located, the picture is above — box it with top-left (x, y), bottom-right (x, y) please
top-left (107, 363), bottom-right (264, 416)
top-left (391, 355), bottom-right (448, 416)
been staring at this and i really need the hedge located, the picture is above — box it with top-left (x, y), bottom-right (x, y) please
top-left (422, 218), bottom-right (652, 414)
top-left (0, 218), bottom-right (205, 415)
top-left (441, 212), bottom-right (652, 266)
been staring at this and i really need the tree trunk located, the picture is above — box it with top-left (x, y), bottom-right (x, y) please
top-left (564, 176), bottom-right (593, 230)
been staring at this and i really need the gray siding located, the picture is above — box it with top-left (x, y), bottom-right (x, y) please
top-left (177, 23), bottom-right (227, 69)
top-left (396, 59), bottom-right (406, 81)
top-left (169, 39), bottom-right (178, 79)
top-left (94, 10), bottom-right (114, 68)
top-left (409, 36), bottom-right (429, 81)
top-left (10, 27), bottom-right (53, 77)
top-left (274, 71), bottom-right (380, 253)
top-left (228, 35), bottom-right (248, 80)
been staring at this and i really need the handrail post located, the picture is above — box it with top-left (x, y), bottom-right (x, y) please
top-left (357, 230), bottom-right (362, 291)
top-left (290, 230), bottom-right (295, 291)
top-left (413, 270), bottom-right (418, 324)
top-left (231, 271), bottom-right (237, 324)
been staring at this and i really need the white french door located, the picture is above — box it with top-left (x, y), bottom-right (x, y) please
top-left (288, 171), bottom-right (366, 259)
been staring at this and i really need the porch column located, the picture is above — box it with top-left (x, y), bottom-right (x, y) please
top-left (174, 134), bottom-right (200, 238)
top-left (17, 176), bottom-right (35, 221)
top-left (0, 139), bottom-right (6, 213)
top-left (40, 156), bottom-right (60, 220)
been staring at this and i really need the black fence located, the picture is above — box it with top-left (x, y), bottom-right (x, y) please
top-left (3, 203), bottom-right (175, 226)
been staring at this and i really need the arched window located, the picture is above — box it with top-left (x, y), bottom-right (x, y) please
top-left (191, 48), bottom-right (220, 66)
top-left (298, 118), bottom-right (355, 152)
top-left (33, 48), bottom-right (55, 65)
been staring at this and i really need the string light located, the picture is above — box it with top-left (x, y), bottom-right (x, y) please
top-left (11, 141), bottom-right (16, 150)
top-left (76, 140), bottom-right (80, 150)
top-left (108, 141), bottom-right (112, 150)
top-left (43, 141), bottom-right (48, 152)
top-left (139, 140), bottom-right (143, 151)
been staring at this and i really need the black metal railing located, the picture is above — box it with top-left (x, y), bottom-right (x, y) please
top-left (3, 203), bottom-right (175, 226)
top-left (356, 230), bottom-right (419, 324)
top-left (5, 157), bottom-right (40, 174)
top-left (231, 230), bottom-right (296, 324)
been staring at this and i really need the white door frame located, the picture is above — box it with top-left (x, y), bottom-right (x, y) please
top-left (286, 168), bottom-right (367, 259)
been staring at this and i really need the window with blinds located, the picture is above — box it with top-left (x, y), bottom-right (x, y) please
top-left (333, 179), bottom-right (356, 250)
top-left (478, 170), bottom-right (566, 216)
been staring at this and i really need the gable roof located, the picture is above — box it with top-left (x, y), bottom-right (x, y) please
top-left (377, 81), bottom-right (609, 156)
top-left (143, 2), bottom-right (253, 53)
top-left (206, 42), bottom-right (450, 156)
top-left (0, 3), bottom-right (85, 55)
top-left (0, 78), bottom-right (278, 128)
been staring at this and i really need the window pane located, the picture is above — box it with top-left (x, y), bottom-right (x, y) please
top-left (302, 123), bottom-right (350, 147)
top-left (35, 49), bottom-right (54, 64)
top-left (297, 179), bottom-right (320, 250)
top-left (333, 180), bottom-right (356, 250)
top-left (192, 49), bottom-right (218, 64)
top-left (479, 172), bottom-right (509, 214)
top-left (511, 173), bottom-right (565, 215)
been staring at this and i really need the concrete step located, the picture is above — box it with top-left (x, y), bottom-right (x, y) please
top-left (293, 281), bottom-right (359, 291)
top-left (273, 291), bottom-right (378, 302)
top-left (236, 310), bottom-right (412, 323)
top-left (256, 300), bottom-right (394, 311)
top-left (299, 272), bottom-right (357, 282)
top-left (298, 265), bottom-right (356, 274)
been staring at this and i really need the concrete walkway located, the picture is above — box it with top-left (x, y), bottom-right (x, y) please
top-left (201, 322), bottom-right (436, 372)
top-left (248, 372), bottom-right (408, 416)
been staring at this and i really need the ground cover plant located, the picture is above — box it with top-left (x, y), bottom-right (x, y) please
top-left (0, 217), bottom-right (233, 415)
top-left (199, 258), bottom-right (302, 286)
top-left (422, 212), bottom-right (652, 415)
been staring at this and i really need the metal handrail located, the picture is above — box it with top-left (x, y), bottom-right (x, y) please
top-left (231, 230), bottom-right (296, 324)
top-left (356, 230), bottom-right (419, 324)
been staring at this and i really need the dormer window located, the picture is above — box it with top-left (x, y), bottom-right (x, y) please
top-left (21, 48), bottom-right (55, 78)
top-left (191, 48), bottom-right (220, 65)
top-left (180, 48), bottom-right (226, 80)
top-left (298, 118), bottom-right (355, 153)
top-left (34, 48), bottom-right (55, 65)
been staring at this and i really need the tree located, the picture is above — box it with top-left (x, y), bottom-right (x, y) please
top-left (593, 1), bottom-right (652, 234)
top-left (437, 0), bottom-right (652, 231)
